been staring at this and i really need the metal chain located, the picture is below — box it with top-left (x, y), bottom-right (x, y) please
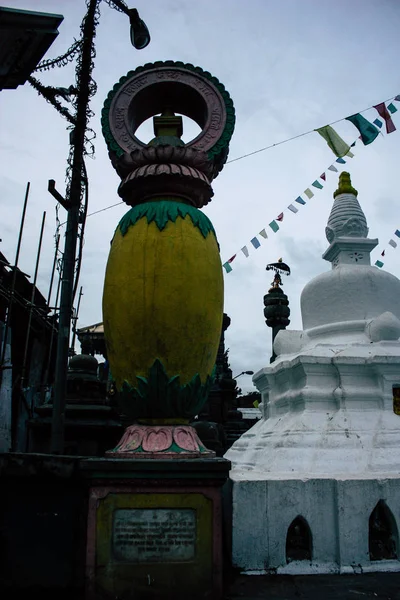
top-left (33, 39), bottom-right (82, 72)
top-left (28, 76), bottom-right (76, 125)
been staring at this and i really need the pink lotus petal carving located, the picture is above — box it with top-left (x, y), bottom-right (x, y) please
top-left (173, 426), bottom-right (200, 451)
top-left (114, 425), bottom-right (143, 451)
top-left (142, 426), bottom-right (173, 452)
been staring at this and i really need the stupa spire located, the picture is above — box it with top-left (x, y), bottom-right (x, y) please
top-left (323, 173), bottom-right (377, 267)
top-left (333, 171), bottom-right (358, 198)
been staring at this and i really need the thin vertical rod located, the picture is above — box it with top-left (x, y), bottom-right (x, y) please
top-left (70, 286), bottom-right (83, 354)
top-left (43, 269), bottom-right (62, 388)
top-left (20, 211), bottom-right (46, 388)
top-left (47, 232), bottom-right (60, 307)
top-left (1, 182), bottom-right (30, 367)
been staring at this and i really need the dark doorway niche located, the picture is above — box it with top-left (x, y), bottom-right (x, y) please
top-left (369, 500), bottom-right (398, 561)
top-left (393, 386), bottom-right (400, 416)
top-left (286, 515), bottom-right (312, 563)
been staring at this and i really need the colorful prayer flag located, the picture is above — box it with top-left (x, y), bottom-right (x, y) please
top-left (312, 180), bottom-right (323, 189)
top-left (287, 204), bottom-right (298, 213)
top-left (227, 254), bottom-right (236, 263)
top-left (336, 157), bottom-right (346, 164)
top-left (241, 246), bottom-right (249, 257)
top-left (387, 103), bottom-right (398, 114)
top-left (373, 118), bottom-right (383, 128)
top-left (395, 230), bottom-right (400, 238)
top-left (259, 229), bottom-right (268, 239)
top-left (350, 141), bottom-right (357, 147)
top-left (389, 239), bottom-right (397, 248)
top-left (373, 102), bottom-right (396, 134)
top-left (375, 260), bottom-right (384, 268)
top-left (346, 150), bottom-right (355, 158)
top-left (328, 165), bottom-right (338, 172)
top-left (381, 250), bottom-right (385, 257)
top-left (304, 188), bottom-right (314, 199)
top-left (223, 262), bottom-right (233, 273)
top-left (269, 220), bottom-right (279, 233)
top-left (276, 213), bottom-right (284, 222)
top-left (295, 196), bottom-right (306, 205)
top-left (320, 173), bottom-right (326, 181)
top-left (395, 95), bottom-right (400, 102)
top-left (346, 113), bottom-right (379, 146)
top-left (315, 125), bottom-right (350, 157)
top-left (251, 237), bottom-right (261, 249)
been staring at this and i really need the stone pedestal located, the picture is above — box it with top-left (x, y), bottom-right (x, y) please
top-left (81, 457), bottom-right (230, 599)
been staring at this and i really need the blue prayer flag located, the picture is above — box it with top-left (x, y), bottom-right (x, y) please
top-left (223, 262), bottom-right (233, 273)
top-left (295, 196), bottom-right (306, 205)
top-left (336, 157), bottom-right (346, 164)
top-left (395, 230), bottom-right (400, 238)
top-left (373, 118), bottom-right (383, 128)
top-left (251, 237), bottom-right (261, 249)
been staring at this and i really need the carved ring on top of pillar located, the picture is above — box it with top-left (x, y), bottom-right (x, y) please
top-left (101, 61), bottom-right (235, 208)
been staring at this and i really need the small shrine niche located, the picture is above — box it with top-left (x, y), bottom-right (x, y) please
top-left (393, 387), bottom-right (400, 416)
top-left (286, 516), bottom-right (313, 563)
top-left (369, 500), bottom-right (398, 561)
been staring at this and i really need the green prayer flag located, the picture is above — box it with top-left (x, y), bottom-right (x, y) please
top-left (312, 180), bottom-right (323, 189)
top-left (375, 260), bottom-right (384, 268)
top-left (269, 220), bottom-right (279, 233)
top-left (345, 113), bottom-right (379, 146)
top-left (388, 102), bottom-right (398, 114)
top-left (315, 125), bottom-right (350, 158)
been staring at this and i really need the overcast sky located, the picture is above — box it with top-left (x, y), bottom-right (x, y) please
top-left (1, 0), bottom-right (399, 392)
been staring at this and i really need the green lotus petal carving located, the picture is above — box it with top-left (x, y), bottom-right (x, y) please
top-left (118, 359), bottom-right (216, 420)
top-left (117, 200), bottom-right (216, 239)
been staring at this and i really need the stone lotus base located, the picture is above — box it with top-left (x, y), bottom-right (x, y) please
top-left (106, 423), bottom-right (215, 458)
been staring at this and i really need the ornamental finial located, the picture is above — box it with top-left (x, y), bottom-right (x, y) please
top-left (333, 171), bottom-right (358, 199)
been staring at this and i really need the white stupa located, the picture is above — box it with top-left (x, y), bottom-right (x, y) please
top-left (226, 173), bottom-right (400, 574)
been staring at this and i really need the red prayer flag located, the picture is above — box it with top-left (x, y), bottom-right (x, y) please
top-left (276, 213), bottom-right (284, 222)
top-left (381, 250), bottom-right (385, 257)
top-left (227, 254), bottom-right (236, 263)
top-left (320, 173), bottom-right (326, 181)
top-left (373, 102), bottom-right (396, 134)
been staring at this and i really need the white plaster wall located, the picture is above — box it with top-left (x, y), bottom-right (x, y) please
top-left (231, 476), bottom-right (400, 574)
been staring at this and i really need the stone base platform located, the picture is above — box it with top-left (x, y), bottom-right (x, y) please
top-left (82, 457), bottom-right (230, 599)
top-left (230, 474), bottom-right (400, 575)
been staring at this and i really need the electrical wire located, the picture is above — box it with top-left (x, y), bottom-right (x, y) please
top-left (226, 94), bottom-right (397, 164)
top-left (70, 93), bottom-right (398, 220)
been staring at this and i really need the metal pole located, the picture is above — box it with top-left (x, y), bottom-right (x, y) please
top-left (51, 0), bottom-right (98, 454)
top-left (0, 182), bottom-right (30, 368)
top-left (20, 211), bottom-right (46, 389)
top-left (43, 269), bottom-right (62, 388)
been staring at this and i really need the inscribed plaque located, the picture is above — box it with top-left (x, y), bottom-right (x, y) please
top-left (113, 508), bottom-right (196, 563)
